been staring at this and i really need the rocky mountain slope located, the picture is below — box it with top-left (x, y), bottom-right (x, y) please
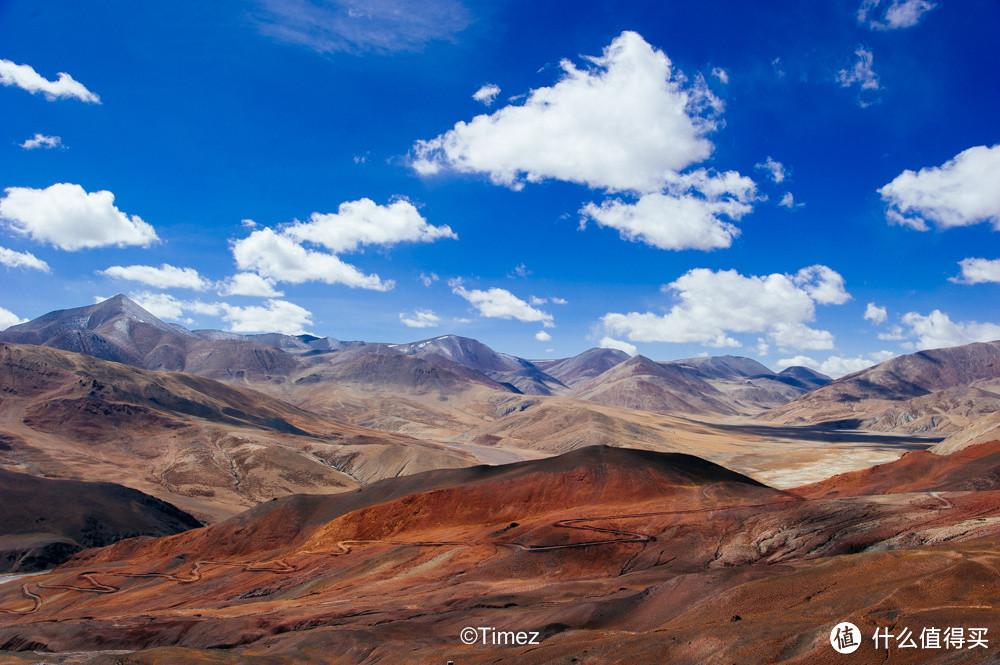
top-left (0, 342), bottom-right (475, 522)
top-left (0, 468), bottom-right (201, 573)
top-left (758, 341), bottom-right (1000, 433)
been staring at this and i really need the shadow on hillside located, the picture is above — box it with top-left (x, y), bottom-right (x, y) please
top-left (709, 421), bottom-right (940, 449)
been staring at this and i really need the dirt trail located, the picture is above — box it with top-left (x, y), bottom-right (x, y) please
top-left (0, 491), bottom-right (958, 617)
top-left (0, 559), bottom-right (298, 615)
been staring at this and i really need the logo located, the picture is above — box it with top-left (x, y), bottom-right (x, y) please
top-left (831, 622), bottom-right (861, 654)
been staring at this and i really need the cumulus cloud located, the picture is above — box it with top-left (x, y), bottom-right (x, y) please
top-left (130, 291), bottom-right (313, 335)
top-left (0, 246), bottom-right (49, 272)
top-left (399, 309), bottom-right (440, 328)
top-left (233, 228), bottom-right (391, 290)
top-left (776, 351), bottom-right (896, 378)
top-left (129, 292), bottom-right (191, 321)
top-left (412, 31), bottom-right (723, 193)
top-left (472, 83), bottom-right (500, 106)
top-left (710, 67), bottom-right (729, 84)
top-left (879, 145), bottom-right (1000, 231)
top-left (220, 300), bottom-right (313, 335)
top-left (836, 47), bottom-right (880, 91)
top-left (528, 296), bottom-right (547, 306)
top-left (0, 183), bottom-right (158, 250)
top-left (899, 310), bottom-right (1000, 350)
top-left (0, 306), bottom-right (27, 329)
top-left (878, 325), bottom-right (907, 341)
top-left (579, 169), bottom-right (757, 251)
top-left (217, 272), bottom-right (284, 297)
top-left (283, 197), bottom-right (456, 253)
top-left (255, 0), bottom-right (471, 54)
top-left (232, 198), bottom-right (455, 291)
top-left (535, 330), bottom-right (552, 342)
top-left (778, 192), bottom-right (803, 209)
top-left (864, 302), bottom-right (888, 325)
top-left (599, 336), bottom-right (638, 356)
top-left (952, 258), bottom-right (1000, 285)
top-left (793, 264), bottom-right (851, 305)
top-left (550, 297), bottom-right (568, 305)
top-left (101, 264), bottom-right (211, 290)
top-left (0, 59), bottom-right (100, 103)
top-left (419, 271), bottom-right (439, 287)
top-left (754, 157), bottom-right (786, 184)
top-left (19, 134), bottom-right (62, 150)
top-left (769, 322), bottom-right (836, 351)
top-left (451, 281), bottom-right (554, 326)
top-left (601, 265), bottom-right (848, 350)
top-left (858, 0), bottom-right (936, 30)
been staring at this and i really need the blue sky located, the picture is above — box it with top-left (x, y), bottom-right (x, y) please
top-left (1, 0), bottom-right (998, 376)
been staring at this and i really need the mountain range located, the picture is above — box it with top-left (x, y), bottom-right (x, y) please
top-left (1, 295), bottom-right (831, 416)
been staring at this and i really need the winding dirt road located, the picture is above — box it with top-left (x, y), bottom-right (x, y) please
top-left (0, 491), bottom-right (957, 617)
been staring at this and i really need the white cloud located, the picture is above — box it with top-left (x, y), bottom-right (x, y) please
top-left (535, 330), bottom-right (552, 342)
top-left (754, 157), bottom-right (786, 184)
top-left (419, 271), bottom-right (439, 287)
top-left (0, 306), bottom-right (27, 330)
top-left (900, 310), bottom-right (1000, 350)
top-left (220, 300), bottom-right (313, 335)
top-left (878, 325), bottom-right (907, 341)
top-left (412, 31), bottom-right (723, 194)
top-left (792, 264), bottom-right (851, 305)
top-left (528, 296), bottom-right (547, 306)
top-left (601, 266), bottom-right (847, 350)
top-left (0, 59), bottom-right (100, 103)
top-left (129, 292), bottom-right (189, 321)
top-left (864, 302), bottom-right (888, 325)
top-left (768, 322), bottom-right (835, 351)
top-left (550, 297), bottom-right (568, 305)
top-left (778, 192), bottom-right (803, 209)
top-left (0, 183), bottom-right (158, 251)
top-left (451, 281), bottom-right (554, 326)
top-left (472, 83), bottom-right (500, 106)
top-left (101, 264), bottom-right (211, 290)
top-left (836, 47), bottom-right (880, 91)
top-left (776, 351), bottom-right (896, 378)
top-left (710, 67), bottom-right (729, 84)
top-left (755, 338), bottom-right (770, 356)
top-left (232, 198), bottom-right (454, 291)
top-left (0, 246), bottom-right (49, 272)
top-left (509, 263), bottom-right (531, 278)
top-left (19, 134), bottom-right (62, 150)
top-left (579, 169), bottom-right (756, 251)
top-left (130, 291), bottom-right (313, 335)
top-left (952, 258), bottom-right (1000, 285)
top-left (879, 145), bottom-right (1000, 231)
top-left (233, 228), bottom-right (391, 290)
top-left (599, 336), bottom-right (637, 356)
top-left (217, 272), bottom-right (284, 297)
top-left (858, 0), bottom-right (936, 30)
top-left (255, 0), bottom-right (471, 55)
top-left (399, 309), bottom-right (440, 328)
top-left (282, 197), bottom-right (456, 253)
